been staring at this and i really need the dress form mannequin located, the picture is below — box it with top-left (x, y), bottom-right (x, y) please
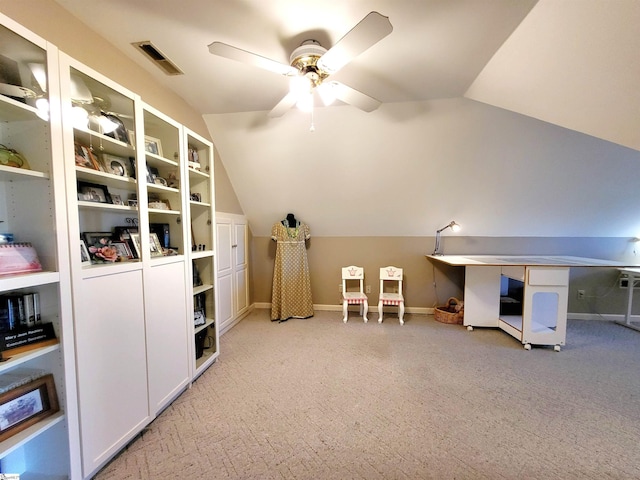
top-left (271, 213), bottom-right (313, 321)
top-left (283, 213), bottom-right (297, 227)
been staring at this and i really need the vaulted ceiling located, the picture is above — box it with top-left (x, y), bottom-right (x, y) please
top-left (51, 0), bottom-right (640, 237)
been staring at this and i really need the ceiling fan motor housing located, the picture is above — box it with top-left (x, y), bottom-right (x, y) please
top-left (289, 40), bottom-right (330, 84)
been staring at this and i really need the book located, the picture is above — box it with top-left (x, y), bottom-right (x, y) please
top-left (0, 243), bottom-right (42, 275)
top-left (23, 293), bottom-right (35, 327)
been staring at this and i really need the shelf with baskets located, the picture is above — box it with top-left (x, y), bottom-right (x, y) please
top-left (0, 14), bottom-right (77, 480)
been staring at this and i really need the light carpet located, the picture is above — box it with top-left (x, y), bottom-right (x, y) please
top-left (94, 309), bottom-right (640, 479)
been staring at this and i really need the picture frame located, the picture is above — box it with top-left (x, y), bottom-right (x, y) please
top-left (74, 142), bottom-right (100, 170)
top-left (111, 241), bottom-right (133, 260)
top-left (130, 232), bottom-right (164, 258)
top-left (110, 194), bottom-right (124, 206)
top-left (145, 164), bottom-right (158, 184)
top-left (101, 154), bottom-right (133, 178)
top-left (130, 232), bottom-right (142, 259)
top-left (83, 232), bottom-right (118, 263)
top-left (149, 232), bottom-right (164, 257)
top-left (80, 239), bottom-right (91, 265)
top-left (0, 373), bottom-right (59, 442)
top-left (77, 181), bottom-right (112, 204)
top-left (144, 136), bottom-right (163, 157)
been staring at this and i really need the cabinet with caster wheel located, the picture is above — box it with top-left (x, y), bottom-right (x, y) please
top-left (498, 266), bottom-right (568, 351)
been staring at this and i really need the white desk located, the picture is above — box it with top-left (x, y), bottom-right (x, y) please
top-left (428, 255), bottom-right (634, 351)
top-left (618, 267), bottom-right (640, 332)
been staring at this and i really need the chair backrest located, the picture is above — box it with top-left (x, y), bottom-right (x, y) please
top-left (380, 266), bottom-right (403, 293)
top-left (342, 265), bottom-right (365, 293)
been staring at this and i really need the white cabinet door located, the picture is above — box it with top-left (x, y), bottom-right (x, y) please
top-left (216, 213), bottom-right (249, 333)
top-left (146, 261), bottom-right (190, 414)
top-left (216, 217), bottom-right (234, 332)
top-left (233, 219), bottom-right (249, 317)
top-left (74, 270), bottom-right (150, 476)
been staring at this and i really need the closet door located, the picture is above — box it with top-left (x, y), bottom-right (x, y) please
top-left (216, 213), bottom-right (249, 334)
top-left (233, 217), bottom-right (249, 318)
top-left (215, 216), bottom-right (234, 331)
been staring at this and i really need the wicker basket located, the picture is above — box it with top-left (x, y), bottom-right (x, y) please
top-left (434, 297), bottom-right (464, 324)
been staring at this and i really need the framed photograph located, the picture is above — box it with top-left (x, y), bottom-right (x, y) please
top-left (130, 232), bottom-right (164, 258)
top-left (144, 136), bottom-right (163, 157)
top-left (77, 181), bottom-right (111, 204)
top-left (74, 142), bottom-right (100, 170)
top-left (145, 164), bottom-right (158, 184)
top-left (80, 239), bottom-right (91, 265)
top-left (112, 241), bottom-right (133, 259)
top-left (149, 233), bottom-right (164, 257)
top-left (102, 154), bottom-right (132, 178)
top-left (83, 232), bottom-right (118, 263)
top-left (0, 373), bottom-right (59, 442)
top-left (110, 194), bottom-right (124, 205)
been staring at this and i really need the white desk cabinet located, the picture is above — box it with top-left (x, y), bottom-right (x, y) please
top-left (428, 255), bottom-right (634, 351)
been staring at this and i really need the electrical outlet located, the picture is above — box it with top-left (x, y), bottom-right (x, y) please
top-left (365, 285), bottom-right (371, 294)
top-left (577, 289), bottom-right (585, 299)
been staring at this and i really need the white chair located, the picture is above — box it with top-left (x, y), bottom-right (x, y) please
top-left (341, 266), bottom-right (368, 323)
top-left (378, 266), bottom-right (405, 325)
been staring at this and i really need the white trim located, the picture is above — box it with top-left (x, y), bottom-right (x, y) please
top-left (567, 312), bottom-right (640, 322)
top-left (253, 302), bottom-right (432, 315)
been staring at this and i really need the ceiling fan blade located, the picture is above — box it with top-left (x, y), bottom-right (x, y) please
top-left (208, 41), bottom-right (297, 76)
top-left (331, 81), bottom-right (381, 113)
top-left (268, 91), bottom-right (299, 118)
top-left (317, 11), bottom-right (393, 75)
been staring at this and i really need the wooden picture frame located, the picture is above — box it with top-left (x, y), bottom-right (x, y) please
top-left (0, 374), bottom-right (59, 442)
top-left (74, 142), bottom-right (100, 170)
top-left (77, 181), bottom-right (111, 204)
top-left (144, 136), bottom-right (163, 157)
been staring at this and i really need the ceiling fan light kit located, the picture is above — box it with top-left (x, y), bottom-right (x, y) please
top-left (208, 11), bottom-right (393, 123)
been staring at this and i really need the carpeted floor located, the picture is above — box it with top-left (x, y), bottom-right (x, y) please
top-left (94, 309), bottom-right (640, 479)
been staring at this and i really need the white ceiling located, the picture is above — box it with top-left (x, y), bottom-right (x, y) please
top-left (52, 0), bottom-right (537, 115)
top-left (50, 0), bottom-right (640, 238)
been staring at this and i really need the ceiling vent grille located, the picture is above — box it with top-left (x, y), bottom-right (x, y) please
top-left (132, 41), bottom-right (184, 76)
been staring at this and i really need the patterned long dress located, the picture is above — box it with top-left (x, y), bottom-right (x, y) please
top-left (271, 221), bottom-right (313, 321)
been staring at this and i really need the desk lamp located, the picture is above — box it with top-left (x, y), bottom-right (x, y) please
top-left (432, 221), bottom-right (460, 255)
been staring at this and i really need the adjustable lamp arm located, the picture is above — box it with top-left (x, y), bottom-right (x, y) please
top-left (432, 221), bottom-right (460, 256)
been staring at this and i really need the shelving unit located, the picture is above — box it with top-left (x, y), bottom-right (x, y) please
top-left (0, 14), bottom-right (77, 480)
top-left (0, 12), bottom-right (221, 478)
top-left (184, 129), bottom-right (219, 377)
top-left (60, 54), bottom-right (150, 478)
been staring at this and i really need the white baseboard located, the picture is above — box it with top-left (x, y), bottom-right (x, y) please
top-left (567, 312), bottom-right (640, 322)
top-left (253, 302), bottom-right (432, 315)
top-left (253, 305), bottom-right (637, 322)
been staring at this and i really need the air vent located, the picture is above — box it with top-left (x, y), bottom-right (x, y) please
top-left (132, 41), bottom-right (184, 76)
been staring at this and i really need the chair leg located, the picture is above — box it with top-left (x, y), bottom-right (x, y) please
top-left (362, 300), bottom-right (369, 323)
top-left (343, 301), bottom-right (348, 323)
top-left (399, 302), bottom-right (405, 325)
top-left (378, 300), bottom-right (383, 324)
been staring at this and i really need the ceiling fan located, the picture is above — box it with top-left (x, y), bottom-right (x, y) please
top-left (208, 11), bottom-right (393, 118)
